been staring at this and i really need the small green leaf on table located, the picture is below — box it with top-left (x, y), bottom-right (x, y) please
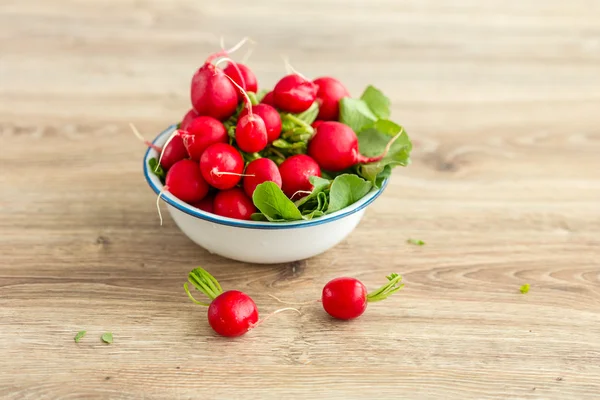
top-left (101, 332), bottom-right (113, 344)
top-left (520, 284), bottom-right (530, 294)
top-left (74, 331), bottom-right (86, 343)
top-left (407, 238), bottom-right (425, 246)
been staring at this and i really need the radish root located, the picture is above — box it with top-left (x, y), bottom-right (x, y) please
top-left (268, 294), bottom-right (320, 306)
top-left (214, 56), bottom-right (247, 98)
top-left (290, 190), bottom-right (312, 200)
top-left (207, 37), bottom-right (251, 63)
top-left (282, 56), bottom-right (308, 81)
top-left (211, 169), bottom-right (255, 178)
top-left (249, 307), bottom-right (301, 330)
top-left (156, 185), bottom-right (169, 226)
top-left (130, 123), bottom-right (162, 152)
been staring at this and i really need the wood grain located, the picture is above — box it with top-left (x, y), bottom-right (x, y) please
top-left (1, 0), bottom-right (599, 398)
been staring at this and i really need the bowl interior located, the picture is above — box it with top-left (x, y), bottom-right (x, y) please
top-left (143, 125), bottom-right (388, 230)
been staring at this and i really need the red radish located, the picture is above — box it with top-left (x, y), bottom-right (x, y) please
top-left (235, 114), bottom-right (268, 153)
top-left (208, 290), bottom-right (258, 336)
top-left (239, 104), bottom-right (282, 143)
top-left (223, 63), bottom-right (258, 97)
top-left (190, 63), bottom-right (238, 121)
top-left (312, 120), bottom-right (324, 129)
top-left (322, 273), bottom-right (403, 320)
top-left (261, 91), bottom-right (275, 106)
top-left (219, 66), bottom-right (269, 153)
top-left (191, 193), bottom-right (214, 213)
top-left (181, 116), bottom-right (228, 160)
top-left (213, 188), bottom-right (257, 220)
top-left (200, 143), bottom-right (244, 190)
top-left (159, 133), bottom-right (189, 170)
top-left (243, 158), bottom-right (282, 197)
top-left (184, 267), bottom-right (299, 337)
top-left (308, 121), bottom-right (399, 172)
top-left (273, 74), bottom-right (318, 113)
top-left (130, 124), bottom-right (188, 170)
top-left (313, 77), bottom-right (350, 121)
top-left (180, 109), bottom-right (199, 131)
top-left (165, 159), bottom-right (209, 203)
top-left (184, 268), bottom-right (258, 337)
top-left (278, 154), bottom-right (321, 199)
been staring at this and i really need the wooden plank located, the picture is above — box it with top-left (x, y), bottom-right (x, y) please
top-left (1, 0), bottom-right (599, 398)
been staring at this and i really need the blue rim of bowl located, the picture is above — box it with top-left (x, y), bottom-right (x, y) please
top-left (143, 124), bottom-right (388, 230)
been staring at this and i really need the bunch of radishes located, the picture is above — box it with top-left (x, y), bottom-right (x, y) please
top-left (185, 267), bottom-right (404, 337)
top-left (145, 39), bottom-right (412, 222)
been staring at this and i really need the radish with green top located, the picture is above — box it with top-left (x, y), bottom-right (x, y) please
top-left (184, 267), bottom-right (298, 337)
top-left (322, 274), bottom-right (403, 320)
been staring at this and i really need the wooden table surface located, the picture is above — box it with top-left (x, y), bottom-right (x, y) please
top-left (2, 1), bottom-right (599, 399)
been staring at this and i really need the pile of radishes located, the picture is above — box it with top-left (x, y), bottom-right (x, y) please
top-left (145, 39), bottom-right (412, 222)
top-left (185, 267), bottom-right (404, 337)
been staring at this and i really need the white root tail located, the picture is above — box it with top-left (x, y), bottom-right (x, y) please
top-left (158, 129), bottom-right (181, 166)
top-left (249, 307), bottom-right (301, 331)
top-left (268, 294), bottom-right (320, 306)
top-left (282, 56), bottom-right (308, 81)
top-left (156, 186), bottom-right (169, 226)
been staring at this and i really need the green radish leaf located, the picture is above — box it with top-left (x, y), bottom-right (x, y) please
top-left (520, 284), bottom-right (530, 294)
top-left (361, 85), bottom-right (391, 120)
top-left (256, 89), bottom-right (269, 103)
top-left (295, 102), bottom-right (319, 125)
top-left (148, 158), bottom-right (166, 181)
top-left (374, 164), bottom-right (393, 188)
top-left (407, 238), bottom-right (425, 246)
top-left (247, 91), bottom-right (259, 106)
top-left (272, 139), bottom-right (293, 149)
top-left (339, 98), bottom-right (377, 133)
top-left (302, 210), bottom-right (325, 220)
top-left (356, 122), bottom-right (412, 184)
top-left (250, 213), bottom-right (269, 221)
top-left (252, 182), bottom-right (303, 221)
top-left (74, 331), bottom-right (86, 343)
top-left (294, 176), bottom-right (331, 208)
top-left (101, 332), bottom-right (113, 344)
top-left (326, 174), bottom-right (373, 214)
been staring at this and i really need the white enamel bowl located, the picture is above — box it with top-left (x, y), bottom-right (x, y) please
top-left (144, 125), bottom-right (388, 264)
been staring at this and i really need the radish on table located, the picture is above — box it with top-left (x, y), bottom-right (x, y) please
top-left (322, 273), bottom-right (404, 320)
top-left (184, 267), bottom-right (299, 337)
